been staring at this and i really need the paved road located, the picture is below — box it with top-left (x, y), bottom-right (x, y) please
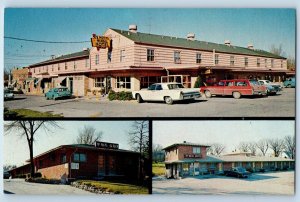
top-left (3, 179), bottom-right (95, 195)
top-left (152, 171), bottom-right (294, 195)
top-left (4, 88), bottom-right (295, 117)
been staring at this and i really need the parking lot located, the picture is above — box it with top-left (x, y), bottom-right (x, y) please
top-left (152, 171), bottom-right (294, 195)
top-left (4, 88), bottom-right (295, 117)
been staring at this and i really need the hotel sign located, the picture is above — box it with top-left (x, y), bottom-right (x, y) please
top-left (91, 34), bottom-right (111, 50)
top-left (95, 141), bottom-right (119, 150)
top-left (184, 154), bottom-right (201, 158)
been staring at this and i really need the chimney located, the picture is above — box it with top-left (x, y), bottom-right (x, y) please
top-left (51, 55), bottom-right (56, 59)
top-left (183, 141), bottom-right (187, 143)
top-left (129, 24), bottom-right (137, 33)
top-left (224, 40), bottom-right (231, 46)
top-left (187, 33), bottom-right (195, 41)
top-left (247, 43), bottom-right (254, 50)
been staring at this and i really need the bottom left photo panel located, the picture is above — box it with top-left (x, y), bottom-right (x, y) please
top-left (3, 120), bottom-right (151, 195)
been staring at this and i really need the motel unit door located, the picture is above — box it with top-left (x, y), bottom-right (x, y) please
top-left (97, 154), bottom-right (105, 176)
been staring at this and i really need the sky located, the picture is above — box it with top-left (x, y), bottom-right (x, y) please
top-left (4, 8), bottom-right (296, 71)
top-left (153, 120), bottom-right (295, 154)
top-left (3, 121), bottom-right (142, 166)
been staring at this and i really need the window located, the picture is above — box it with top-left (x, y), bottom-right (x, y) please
top-left (140, 76), bottom-right (160, 88)
top-left (271, 59), bottom-right (274, 68)
top-left (120, 50), bottom-right (125, 62)
top-left (116, 76), bottom-right (131, 89)
top-left (95, 54), bottom-right (99, 65)
top-left (51, 65), bottom-right (54, 71)
top-left (147, 49), bottom-right (155, 61)
top-left (73, 61), bottom-right (77, 69)
top-left (174, 51), bottom-right (181, 63)
top-left (193, 147), bottom-right (201, 154)
top-left (85, 59), bottom-right (89, 68)
top-left (94, 77), bottom-right (105, 88)
top-left (281, 60), bottom-right (283, 68)
top-left (61, 154), bottom-right (66, 163)
top-left (58, 63), bottom-right (60, 71)
top-left (73, 153), bottom-right (86, 162)
top-left (50, 153), bottom-right (56, 161)
top-left (230, 56), bottom-right (235, 66)
top-left (39, 160), bottom-right (43, 167)
top-left (215, 54), bottom-right (219, 65)
top-left (107, 50), bottom-right (112, 63)
top-left (196, 53), bottom-right (202, 64)
top-left (46, 66), bottom-right (48, 72)
top-left (257, 58), bottom-right (260, 67)
top-left (65, 62), bottom-right (68, 70)
top-left (34, 68), bottom-right (36, 73)
top-left (244, 57), bottom-right (248, 67)
top-left (265, 59), bottom-right (267, 67)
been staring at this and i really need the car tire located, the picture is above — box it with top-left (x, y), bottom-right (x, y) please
top-left (232, 91), bottom-right (241, 99)
top-left (205, 90), bottom-right (212, 98)
top-left (136, 94), bottom-right (143, 103)
top-left (164, 96), bottom-right (173, 105)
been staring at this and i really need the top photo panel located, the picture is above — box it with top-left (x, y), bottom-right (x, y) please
top-left (4, 8), bottom-right (296, 118)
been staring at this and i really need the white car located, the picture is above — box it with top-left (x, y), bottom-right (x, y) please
top-left (132, 83), bottom-right (201, 105)
top-left (258, 80), bottom-right (282, 95)
top-left (4, 89), bottom-right (14, 100)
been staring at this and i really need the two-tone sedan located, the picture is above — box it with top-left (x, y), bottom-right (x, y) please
top-left (132, 83), bottom-right (201, 105)
top-left (45, 87), bottom-right (72, 100)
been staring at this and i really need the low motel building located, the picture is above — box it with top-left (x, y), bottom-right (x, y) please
top-left (9, 142), bottom-right (140, 182)
top-left (18, 24), bottom-right (293, 96)
top-left (164, 142), bottom-right (295, 178)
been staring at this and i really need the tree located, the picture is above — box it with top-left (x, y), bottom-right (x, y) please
top-left (248, 142), bottom-right (257, 155)
top-left (207, 143), bottom-right (226, 155)
top-left (256, 139), bottom-right (269, 156)
top-left (152, 144), bottom-right (164, 162)
top-left (268, 138), bottom-right (284, 157)
top-left (76, 125), bottom-right (103, 144)
top-left (4, 121), bottom-right (59, 177)
top-left (287, 57), bottom-right (296, 71)
top-left (283, 135), bottom-right (295, 159)
top-left (270, 44), bottom-right (284, 56)
top-left (238, 142), bottom-right (250, 152)
top-left (3, 164), bottom-right (17, 172)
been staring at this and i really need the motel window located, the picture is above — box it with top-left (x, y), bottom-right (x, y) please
top-left (281, 60), bottom-right (283, 68)
top-left (196, 53), bottom-right (202, 64)
top-left (257, 58), bottom-right (260, 67)
top-left (193, 147), bottom-right (201, 154)
top-left (39, 160), bottom-right (43, 167)
top-left (85, 59), bottom-right (89, 68)
top-left (116, 76), bottom-right (131, 89)
top-left (51, 65), bottom-right (54, 72)
top-left (73, 153), bottom-right (87, 162)
top-left (95, 54), bottom-right (99, 65)
top-left (140, 76), bottom-right (160, 88)
top-left (230, 56), bottom-right (235, 66)
top-left (50, 153), bottom-right (56, 161)
top-left (61, 154), bottom-right (67, 163)
top-left (46, 66), bottom-right (48, 72)
top-left (58, 63), bottom-right (60, 71)
top-left (271, 59), bottom-right (274, 68)
top-left (65, 62), bottom-right (68, 70)
top-left (120, 50), bottom-right (125, 62)
top-left (39, 67), bottom-right (41, 72)
top-left (34, 68), bottom-right (36, 73)
top-left (265, 59), bottom-right (267, 67)
top-left (215, 54), bottom-right (219, 65)
top-left (94, 77), bottom-right (105, 88)
top-left (245, 57), bottom-right (248, 67)
top-left (73, 61), bottom-right (77, 70)
top-left (174, 51), bottom-right (181, 64)
top-left (107, 50), bottom-right (112, 63)
top-left (147, 49), bottom-right (155, 61)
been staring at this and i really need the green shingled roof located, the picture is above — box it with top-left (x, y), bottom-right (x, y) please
top-left (111, 28), bottom-right (286, 59)
top-left (29, 49), bottom-right (89, 67)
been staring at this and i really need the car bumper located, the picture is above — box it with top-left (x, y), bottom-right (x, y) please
top-left (182, 93), bottom-right (201, 99)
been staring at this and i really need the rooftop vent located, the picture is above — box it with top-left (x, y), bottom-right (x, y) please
top-left (187, 33), bottom-right (195, 41)
top-left (51, 55), bottom-right (56, 59)
top-left (129, 24), bottom-right (137, 33)
top-left (248, 43), bottom-right (254, 49)
top-left (224, 40), bottom-right (231, 46)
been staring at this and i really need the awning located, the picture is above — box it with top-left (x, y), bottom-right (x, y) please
top-left (34, 78), bottom-right (43, 85)
top-left (56, 76), bottom-right (67, 84)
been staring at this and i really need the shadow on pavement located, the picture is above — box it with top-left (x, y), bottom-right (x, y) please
top-left (4, 97), bottom-right (27, 101)
top-left (4, 190), bottom-right (15, 194)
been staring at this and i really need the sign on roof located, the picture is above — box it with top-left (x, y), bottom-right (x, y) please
top-left (91, 34), bottom-right (111, 50)
top-left (95, 141), bottom-right (119, 150)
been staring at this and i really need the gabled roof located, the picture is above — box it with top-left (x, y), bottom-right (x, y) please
top-left (163, 142), bottom-right (210, 150)
top-left (111, 28), bottom-right (286, 59)
top-left (29, 50), bottom-right (89, 67)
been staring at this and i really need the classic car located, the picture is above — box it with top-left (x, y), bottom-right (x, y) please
top-left (200, 79), bottom-right (267, 99)
top-left (132, 83), bottom-right (201, 105)
top-left (3, 171), bottom-right (10, 179)
top-left (224, 167), bottom-right (250, 178)
top-left (258, 80), bottom-right (282, 95)
top-left (284, 77), bottom-right (295, 88)
top-left (45, 87), bottom-right (72, 100)
top-left (4, 89), bottom-right (14, 100)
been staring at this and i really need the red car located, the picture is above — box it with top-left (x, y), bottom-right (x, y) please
top-left (200, 79), bottom-right (267, 99)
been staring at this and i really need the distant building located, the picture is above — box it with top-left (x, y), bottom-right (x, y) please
top-left (11, 67), bottom-right (30, 91)
top-left (164, 141), bottom-right (295, 178)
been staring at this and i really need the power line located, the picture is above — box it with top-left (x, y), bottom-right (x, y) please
top-left (4, 36), bottom-right (90, 44)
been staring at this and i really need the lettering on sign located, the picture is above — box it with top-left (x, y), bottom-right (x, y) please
top-left (184, 154), bottom-right (202, 158)
top-left (95, 141), bottom-right (119, 149)
top-left (91, 34), bottom-right (111, 50)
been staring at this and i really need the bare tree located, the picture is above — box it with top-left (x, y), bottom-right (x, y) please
top-left (76, 125), bottom-right (103, 144)
top-left (238, 142), bottom-right (250, 152)
top-left (287, 57), bottom-right (296, 71)
top-left (268, 138), bottom-right (284, 157)
top-left (3, 164), bottom-right (17, 172)
top-left (270, 44), bottom-right (284, 56)
top-left (283, 135), bottom-right (295, 159)
top-left (256, 139), bottom-right (269, 156)
top-left (207, 143), bottom-right (226, 155)
top-left (248, 142), bottom-right (257, 155)
top-left (4, 121), bottom-right (59, 177)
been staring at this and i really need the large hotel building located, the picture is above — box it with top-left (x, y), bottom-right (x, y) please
top-left (13, 25), bottom-right (292, 96)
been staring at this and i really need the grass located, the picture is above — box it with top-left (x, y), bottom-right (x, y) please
top-left (152, 163), bottom-right (166, 176)
top-left (76, 180), bottom-right (149, 194)
top-left (7, 109), bottom-right (63, 118)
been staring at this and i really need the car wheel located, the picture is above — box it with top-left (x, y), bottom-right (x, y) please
top-left (232, 91), bottom-right (241, 99)
top-left (287, 84), bottom-right (291, 88)
top-left (164, 96), bottom-right (173, 105)
top-left (46, 96), bottom-right (49, 100)
top-left (204, 90), bottom-right (212, 98)
top-left (136, 94), bottom-right (143, 103)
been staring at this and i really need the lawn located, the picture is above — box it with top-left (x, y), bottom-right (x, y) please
top-left (5, 108), bottom-right (63, 118)
top-left (76, 180), bottom-right (149, 194)
top-left (153, 163), bottom-right (166, 176)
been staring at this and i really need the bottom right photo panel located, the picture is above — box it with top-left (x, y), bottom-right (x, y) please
top-left (152, 120), bottom-right (295, 195)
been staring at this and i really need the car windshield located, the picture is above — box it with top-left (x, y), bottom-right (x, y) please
top-left (249, 80), bottom-right (259, 86)
top-left (236, 167), bottom-right (246, 172)
top-left (265, 80), bottom-right (270, 83)
top-left (58, 88), bottom-right (66, 92)
top-left (167, 84), bottom-right (184, 89)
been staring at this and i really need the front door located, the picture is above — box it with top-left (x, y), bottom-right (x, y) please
top-left (68, 77), bottom-right (73, 94)
top-left (97, 154), bottom-right (105, 176)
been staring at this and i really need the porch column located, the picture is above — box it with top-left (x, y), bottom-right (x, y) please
top-left (289, 161), bottom-right (291, 168)
top-left (281, 162), bottom-right (283, 169)
top-left (252, 162), bottom-right (255, 171)
top-left (261, 162), bottom-right (263, 169)
top-left (131, 76), bottom-right (141, 91)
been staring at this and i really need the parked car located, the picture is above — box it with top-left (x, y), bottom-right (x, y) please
top-left (132, 83), bottom-right (201, 105)
top-left (283, 77), bottom-right (295, 88)
top-left (224, 167), bottom-right (250, 178)
top-left (4, 89), bottom-right (14, 100)
top-left (258, 80), bottom-right (282, 95)
top-left (45, 87), bottom-right (72, 100)
top-left (200, 79), bottom-right (267, 99)
top-left (3, 171), bottom-right (10, 179)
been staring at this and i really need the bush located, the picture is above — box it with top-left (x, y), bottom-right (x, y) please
top-left (108, 90), bottom-right (132, 101)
